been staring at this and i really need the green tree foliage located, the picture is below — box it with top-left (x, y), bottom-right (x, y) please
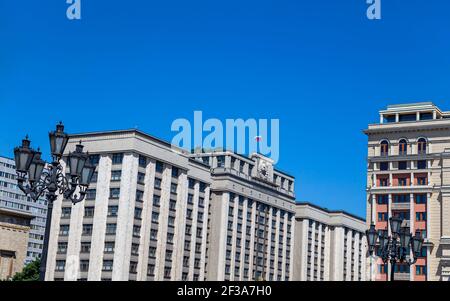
top-left (11, 258), bottom-right (40, 281)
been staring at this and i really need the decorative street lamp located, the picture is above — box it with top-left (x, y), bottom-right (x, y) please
top-left (13, 122), bottom-right (96, 281)
top-left (366, 217), bottom-right (424, 281)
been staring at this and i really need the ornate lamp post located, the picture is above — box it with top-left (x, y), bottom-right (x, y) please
top-left (13, 122), bottom-right (96, 281)
top-left (366, 216), bottom-right (424, 281)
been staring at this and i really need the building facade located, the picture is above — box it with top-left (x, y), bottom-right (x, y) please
top-left (190, 152), bottom-right (296, 281)
top-left (0, 156), bottom-right (47, 263)
top-left (365, 102), bottom-right (450, 281)
top-left (45, 130), bottom-right (212, 281)
top-left (292, 202), bottom-right (366, 281)
top-left (0, 208), bottom-right (33, 279)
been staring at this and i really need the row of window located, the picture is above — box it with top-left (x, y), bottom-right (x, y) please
top-left (377, 212), bottom-right (427, 222)
top-left (379, 160), bottom-right (427, 171)
top-left (380, 138), bottom-right (427, 156)
top-left (376, 194), bottom-right (427, 204)
top-left (378, 264), bottom-right (427, 276)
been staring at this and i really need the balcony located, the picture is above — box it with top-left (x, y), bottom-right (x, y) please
top-left (391, 202), bottom-right (410, 210)
top-left (394, 273), bottom-right (410, 281)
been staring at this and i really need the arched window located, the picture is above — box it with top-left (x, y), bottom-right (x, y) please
top-left (418, 138), bottom-right (427, 154)
top-left (380, 140), bottom-right (389, 156)
top-left (399, 139), bottom-right (408, 155)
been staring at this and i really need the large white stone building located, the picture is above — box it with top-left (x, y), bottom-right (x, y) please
top-left (365, 102), bottom-right (450, 281)
top-left (0, 156), bottom-right (48, 263)
top-left (293, 202), bottom-right (366, 281)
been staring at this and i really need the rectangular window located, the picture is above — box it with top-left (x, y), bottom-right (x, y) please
top-left (417, 160), bottom-right (427, 170)
top-left (137, 172), bottom-right (145, 184)
top-left (84, 206), bottom-right (95, 218)
top-left (138, 155), bottom-right (147, 168)
top-left (80, 260), bottom-right (89, 272)
top-left (57, 242), bottom-right (67, 254)
top-left (217, 156), bottom-right (225, 168)
top-left (378, 212), bottom-right (388, 222)
top-left (111, 170), bottom-right (121, 181)
top-left (110, 188), bottom-right (120, 199)
top-left (112, 153), bottom-right (123, 165)
top-left (108, 205), bottom-right (118, 217)
top-left (86, 189), bottom-right (96, 200)
top-left (130, 261), bottom-right (138, 273)
top-left (167, 233), bottom-right (174, 244)
top-left (416, 265), bottom-right (427, 275)
top-left (147, 264), bottom-right (155, 276)
top-left (398, 177), bottom-right (408, 186)
top-left (80, 242), bottom-right (91, 253)
top-left (188, 178), bottom-right (195, 189)
top-left (170, 183), bottom-right (177, 194)
top-left (164, 267), bottom-right (171, 279)
top-left (380, 162), bottom-right (389, 171)
top-left (106, 223), bottom-right (117, 235)
top-left (135, 190), bottom-right (144, 202)
top-left (155, 161), bottom-right (164, 173)
top-left (149, 247), bottom-right (156, 258)
top-left (153, 196), bottom-right (160, 206)
top-left (169, 200), bottom-right (177, 210)
top-left (152, 212), bottom-right (159, 223)
top-left (104, 242), bottom-right (115, 253)
top-left (415, 194), bottom-right (427, 204)
top-left (399, 114), bottom-right (416, 122)
top-left (417, 176), bottom-right (427, 186)
top-left (393, 194), bottom-right (410, 203)
top-left (134, 207), bottom-right (142, 219)
top-left (61, 207), bottom-right (71, 218)
top-left (59, 225), bottom-right (70, 236)
top-left (55, 260), bottom-right (65, 271)
top-left (188, 194), bottom-right (194, 204)
top-left (199, 182), bottom-right (206, 193)
top-left (131, 243), bottom-right (139, 256)
top-left (172, 167), bottom-right (179, 178)
top-left (150, 229), bottom-right (158, 240)
top-left (166, 250), bottom-right (173, 261)
top-left (133, 225), bottom-right (141, 237)
top-left (102, 260), bottom-right (114, 271)
top-left (154, 178), bottom-right (162, 189)
top-left (89, 154), bottom-right (100, 165)
top-left (398, 161), bottom-right (407, 170)
top-left (416, 212), bottom-right (427, 221)
top-left (82, 224), bottom-right (93, 236)
top-left (376, 195), bottom-right (388, 204)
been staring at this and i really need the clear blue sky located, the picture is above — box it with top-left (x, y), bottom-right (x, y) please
top-left (1, 0), bottom-right (450, 218)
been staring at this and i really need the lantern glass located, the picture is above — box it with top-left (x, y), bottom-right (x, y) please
top-left (390, 216), bottom-right (402, 236)
top-left (412, 231), bottom-right (424, 255)
top-left (378, 230), bottom-right (387, 250)
top-left (14, 137), bottom-right (35, 173)
top-left (49, 122), bottom-right (69, 159)
top-left (80, 162), bottom-right (95, 186)
top-left (68, 144), bottom-right (87, 177)
top-left (28, 151), bottom-right (46, 182)
top-left (366, 223), bottom-right (377, 251)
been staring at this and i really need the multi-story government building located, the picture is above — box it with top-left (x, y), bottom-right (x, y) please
top-left (0, 156), bottom-right (48, 263)
top-left (0, 207), bottom-right (34, 279)
top-left (292, 202), bottom-right (366, 281)
top-left (365, 102), bottom-right (450, 281)
top-left (190, 152), bottom-right (296, 281)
